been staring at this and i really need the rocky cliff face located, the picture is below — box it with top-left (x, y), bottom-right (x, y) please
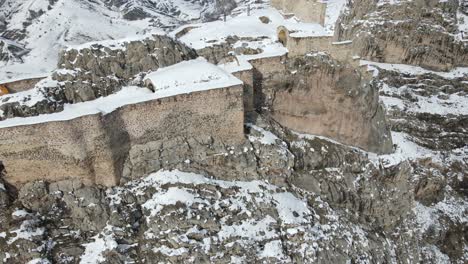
top-left (380, 69), bottom-right (468, 151)
top-left (337, 0), bottom-right (468, 71)
top-left (0, 1), bottom-right (467, 263)
top-left (0, 66), bottom-right (466, 263)
top-left (55, 35), bottom-right (197, 103)
top-left (2, 112), bottom-right (464, 263)
top-left (369, 62), bottom-right (468, 263)
top-left (0, 116), bottom-right (422, 263)
top-left (251, 53), bottom-right (393, 154)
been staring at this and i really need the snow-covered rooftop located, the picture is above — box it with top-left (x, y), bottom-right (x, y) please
top-left (144, 57), bottom-right (242, 91)
top-left (0, 58), bottom-right (242, 129)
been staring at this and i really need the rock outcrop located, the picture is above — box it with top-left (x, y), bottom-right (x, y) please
top-left (379, 69), bottom-right (468, 151)
top-left (0, 34), bottom-right (197, 120)
top-left (371, 63), bottom-right (468, 263)
top-left (250, 53), bottom-right (393, 154)
top-left (0, 117), bottom-right (422, 263)
top-left (56, 34), bottom-right (197, 103)
top-left (337, 0), bottom-right (468, 70)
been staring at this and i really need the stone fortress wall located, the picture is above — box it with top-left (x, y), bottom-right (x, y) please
top-left (277, 26), bottom-right (358, 65)
top-left (232, 69), bottom-right (255, 113)
top-left (0, 77), bottom-right (46, 93)
top-left (270, 0), bottom-right (359, 66)
top-left (0, 86), bottom-right (244, 187)
top-left (0, 1), bottom-right (392, 189)
top-left (271, 0), bottom-right (327, 25)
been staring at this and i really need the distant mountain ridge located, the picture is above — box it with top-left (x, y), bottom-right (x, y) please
top-left (0, 0), bottom-right (242, 81)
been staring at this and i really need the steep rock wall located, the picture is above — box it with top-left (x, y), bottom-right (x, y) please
top-left (250, 53), bottom-right (393, 154)
top-left (0, 86), bottom-right (244, 188)
top-left (337, 0), bottom-right (468, 70)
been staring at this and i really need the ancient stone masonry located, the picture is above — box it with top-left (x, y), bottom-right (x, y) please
top-left (271, 0), bottom-right (327, 25)
top-left (0, 86), bottom-right (244, 188)
top-left (0, 5), bottom-right (394, 190)
top-left (1, 3), bottom-right (467, 264)
top-left (276, 26), bottom-right (358, 66)
top-left (0, 34), bottom-right (198, 121)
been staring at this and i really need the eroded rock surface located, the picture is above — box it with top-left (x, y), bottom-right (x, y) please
top-left (0, 121), bottom-right (413, 263)
top-left (56, 35), bottom-right (197, 103)
top-left (252, 53), bottom-right (393, 154)
top-left (370, 63), bottom-right (468, 263)
top-left (337, 0), bottom-right (468, 70)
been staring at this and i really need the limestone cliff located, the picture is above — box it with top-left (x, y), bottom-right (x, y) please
top-left (251, 53), bottom-right (393, 154)
top-left (0, 1), bottom-right (466, 263)
top-left (337, 0), bottom-right (468, 70)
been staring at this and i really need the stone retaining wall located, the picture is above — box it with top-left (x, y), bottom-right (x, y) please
top-left (278, 27), bottom-right (358, 66)
top-left (0, 85), bottom-right (244, 188)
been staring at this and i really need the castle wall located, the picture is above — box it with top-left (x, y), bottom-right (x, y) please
top-left (249, 55), bottom-right (289, 112)
top-left (271, 0), bottom-right (327, 25)
top-left (2, 77), bottom-right (45, 93)
top-left (284, 34), bottom-right (357, 66)
top-left (232, 69), bottom-right (255, 114)
top-left (0, 85), bottom-right (245, 188)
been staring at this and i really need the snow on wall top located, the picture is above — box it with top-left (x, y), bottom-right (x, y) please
top-left (218, 40), bottom-right (288, 74)
top-left (144, 57), bottom-right (243, 91)
top-left (0, 58), bottom-right (242, 129)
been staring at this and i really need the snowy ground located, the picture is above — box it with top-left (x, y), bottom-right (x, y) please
top-left (361, 60), bottom-right (468, 79)
top-left (0, 0), bottom-right (155, 82)
top-left (0, 0), bottom-right (255, 82)
top-left (324, 0), bottom-right (347, 33)
top-left (361, 59), bottom-right (468, 167)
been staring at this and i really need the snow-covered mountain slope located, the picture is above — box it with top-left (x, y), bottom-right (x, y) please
top-left (0, 0), bottom-right (243, 82)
